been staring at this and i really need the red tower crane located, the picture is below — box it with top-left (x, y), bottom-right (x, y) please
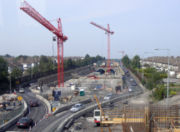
top-left (20, 0), bottom-right (67, 87)
top-left (90, 22), bottom-right (114, 72)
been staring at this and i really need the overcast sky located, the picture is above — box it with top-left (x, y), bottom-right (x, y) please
top-left (0, 0), bottom-right (180, 58)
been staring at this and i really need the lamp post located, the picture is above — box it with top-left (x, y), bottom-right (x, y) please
top-left (8, 67), bottom-right (12, 94)
top-left (154, 48), bottom-right (170, 104)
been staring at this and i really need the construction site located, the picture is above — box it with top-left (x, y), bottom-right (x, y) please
top-left (66, 93), bottom-right (180, 132)
top-left (1, 1), bottom-right (180, 132)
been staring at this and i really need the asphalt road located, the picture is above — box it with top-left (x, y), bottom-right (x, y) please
top-left (7, 89), bottom-right (47, 131)
top-left (32, 111), bottom-right (71, 132)
top-left (31, 101), bottom-right (95, 132)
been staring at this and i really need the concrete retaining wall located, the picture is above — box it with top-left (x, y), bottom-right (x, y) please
top-left (0, 100), bottom-right (28, 131)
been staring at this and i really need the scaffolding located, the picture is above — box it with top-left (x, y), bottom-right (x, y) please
top-left (98, 104), bottom-right (180, 132)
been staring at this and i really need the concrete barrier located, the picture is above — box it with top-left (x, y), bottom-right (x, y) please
top-left (0, 100), bottom-right (28, 132)
top-left (56, 91), bottom-right (142, 132)
top-left (53, 98), bottom-right (92, 115)
top-left (29, 88), bottom-right (51, 114)
top-left (36, 94), bottom-right (51, 114)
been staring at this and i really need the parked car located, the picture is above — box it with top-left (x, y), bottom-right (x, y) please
top-left (19, 88), bottom-right (25, 93)
top-left (70, 103), bottom-right (85, 113)
top-left (16, 117), bottom-right (33, 128)
top-left (29, 100), bottom-right (39, 107)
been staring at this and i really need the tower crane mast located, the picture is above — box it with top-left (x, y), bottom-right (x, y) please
top-left (90, 22), bottom-right (114, 72)
top-left (20, 0), bottom-right (67, 87)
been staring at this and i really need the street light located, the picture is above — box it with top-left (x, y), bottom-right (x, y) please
top-left (8, 67), bottom-right (12, 94)
top-left (154, 48), bottom-right (170, 104)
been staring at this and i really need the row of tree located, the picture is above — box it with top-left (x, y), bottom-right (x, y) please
top-left (26, 54), bottom-right (104, 75)
top-left (0, 54), bottom-right (104, 94)
top-left (0, 57), bottom-right (9, 94)
top-left (121, 55), bottom-right (168, 100)
top-left (121, 55), bottom-right (141, 69)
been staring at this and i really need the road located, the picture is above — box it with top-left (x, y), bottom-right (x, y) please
top-left (24, 66), bottom-right (142, 132)
top-left (31, 111), bottom-right (71, 132)
top-left (31, 101), bottom-right (95, 132)
top-left (7, 89), bottom-right (47, 131)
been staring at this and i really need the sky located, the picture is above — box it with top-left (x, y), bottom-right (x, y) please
top-left (0, 0), bottom-right (180, 59)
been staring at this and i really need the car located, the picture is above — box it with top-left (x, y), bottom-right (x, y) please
top-left (104, 93), bottom-right (113, 100)
top-left (29, 100), bottom-right (39, 107)
top-left (123, 101), bottom-right (128, 105)
top-left (16, 117), bottom-right (33, 128)
top-left (70, 103), bottom-right (85, 113)
top-left (128, 88), bottom-right (132, 92)
top-left (19, 88), bottom-right (25, 93)
top-left (131, 81), bottom-right (137, 86)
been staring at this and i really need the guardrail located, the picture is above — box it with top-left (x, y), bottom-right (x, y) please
top-left (56, 90), bottom-right (143, 132)
top-left (0, 100), bottom-right (28, 131)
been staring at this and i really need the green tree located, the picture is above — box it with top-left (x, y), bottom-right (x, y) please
top-left (0, 57), bottom-right (8, 81)
top-left (122, 55), bottom-right (131, 68)
top-left (65, 58), bottom-right (76, 70)
top-left (131, 55), bottom-right (141, 69)
top-left (153, 85), bottom-right (166, 100)
top-left (39, 56), bottom-right (54, 72)
top-left (0, 57), bottom-right (9, 93)
top-left (11, 67), bottom-right (23, 79)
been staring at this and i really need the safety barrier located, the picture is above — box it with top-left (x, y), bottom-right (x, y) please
top-left (53, 98), bottom-right (92, 115)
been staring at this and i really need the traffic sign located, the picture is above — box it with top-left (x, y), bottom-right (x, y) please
top-left (17, 96), bottom-right (23, 101)
top-left (52, 107), bottom-right (56, 112)
top-left (16, 81), bottom-right (20, 85)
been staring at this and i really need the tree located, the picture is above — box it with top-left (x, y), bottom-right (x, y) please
top-left (11, 67), bottom-right (23, 79)
top-left (122, 55), bottom-right (131, 68)
top-left (0, 57), bottom-right (8, 81)
top-left (0, 57), bottom-right (9, 93)
top-left (153, 85), bottom-right (166, 100)
top-left (39, 56), bottom-right (54, 72)
top-left (65, 58), bottom-right (76, 70)
top-left (131, 55), bottom-right (141, 69)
